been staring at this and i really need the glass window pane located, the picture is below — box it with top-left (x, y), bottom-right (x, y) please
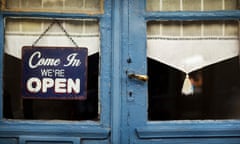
top-left (5, 19), bottom-right (21, 32)
top-left (225, 0), bottom-right (238, 10)
top-left (22, 0), bottom-right (42, 9)
top-left (204, 0), bottom-right (222, 11)
top-left (146, 0), bottom-right (238, 11)
top-left (146, 0), bottom-right (160, 11)
top-left (4, 0), bottom-right (103, 14)
top-left (182, 21), bottom-right (202, 36)
top-left (225, 21), bottom-right (239, 36)
top-left (203, 21), bottom-right (223, 36)
top-left (183, 0), bottom-right (201, 11)
top-left (147, 21), bottom-right (161, 35)
top-left (4, 18), bottom-right (100, 121)
top-left (43, 0), bottom-right (64, 10)
top-left (85, 0), bottom-right (101, 11)
top-left (147, 20), bottom-right (240, 120)
top-left (6, 0), bottom-right (20, 8)
top-left (65, 0), bottom-right (83, 11)
top-left (65, 21), bottom-right (84, 34)
top-left (21, 19), bottom-right (42, 32)
top-left (161, 21), bottom-right (181, 36)
top-left (162, 0), bottom-right (180, 11)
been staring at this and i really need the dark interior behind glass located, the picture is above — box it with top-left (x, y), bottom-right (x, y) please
top-left (3, 53), bottom-right (99, 121)
top-left (148, 57), bottom-right (240, 120)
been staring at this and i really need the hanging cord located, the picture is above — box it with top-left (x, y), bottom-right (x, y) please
top-left (32, 20), bottom-right (79, 48)
top-left (55, 20), bottom-right (79, 48)
top-left (32, 20), bottom-right (55, 47)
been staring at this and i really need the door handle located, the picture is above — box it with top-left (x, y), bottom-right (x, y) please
top-left (128, 73), bottom-right (148, 82)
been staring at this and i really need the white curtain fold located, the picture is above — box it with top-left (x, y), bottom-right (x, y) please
top-left (5, 35), bottom-right (100, 59)
top-left (147, 38), bottom-right (239, 73)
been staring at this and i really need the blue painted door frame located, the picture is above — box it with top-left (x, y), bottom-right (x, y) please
top-left (1, 0), bottom-right (240, 144)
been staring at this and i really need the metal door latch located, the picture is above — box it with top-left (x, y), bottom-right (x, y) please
top-left (128, 73), bottom-right (148, 82)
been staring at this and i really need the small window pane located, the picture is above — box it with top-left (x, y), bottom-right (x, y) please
top-left (203, 21), bottom-right (223, 36)
top-left (6, 0), bottom-right (20, 8)
top-left (43, 0), bottom-right (64, 10)
top-left (5, 19), bottom-right (21, 32)
top-left (225, 21), bottom-right (239, 36)
top-left (147, 21), bottom-right (161, 35)
top-left (146, 0), bottom-right (238, 11)
top-left (21, 19), bottom-right (42, 32)
top-left (182, 21), bottom-right (202, 36)
top-left (183, 0), bottom-right (201, 11)
top-left (161, 21), bottom-right (181, 36)
top-left (162, 0), bottom-right (180, 11)
top-left (65, 0), bottom-right (83, 11)
top-left (146, 0), bottom-right (160, 11)
top-left (225, 0), bottom-right (238, 10)
top-left (4, 18), bottom-right (100, 121)
top-left (204, 0), bottom-right (222, 11)
top-left (65, 21), bottom-right (84, 34)
top-left (4, 0), bottom-right (103, 14)
top-left (85, 0), bottom-right (101, 11)
top-left (22, 0), bottom-right (42, 9)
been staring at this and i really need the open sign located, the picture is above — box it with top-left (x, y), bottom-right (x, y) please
top-left (21, 46), bottom-right (88, 100)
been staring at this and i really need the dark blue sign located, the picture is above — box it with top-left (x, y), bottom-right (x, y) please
top-left (22, 46), bottom-right (88, 100)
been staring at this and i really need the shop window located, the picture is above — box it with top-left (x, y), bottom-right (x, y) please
top-left (1, 0), bottom-right (103, 14)
top-left (146, 0), bottom-right (239, 11)
top-left (147, 20), bottom-right (240, 120)
top-left (3, 18), bottom-right (100, 121)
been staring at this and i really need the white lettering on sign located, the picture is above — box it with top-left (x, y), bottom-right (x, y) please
top-left (26, 77), bottom-right (80, 94)
top-left (42, 78), bottom-right (54, 93)
top-left (64, 53), bottom-right (81, 67)
top-left (41, 69), bottom-right (65, 77)
top-left (27, 77), bottom-right (41, 93)
top-left (55, 78), bottom-right (67, 93)
top-left (28, 51), bottom-right (81, 69)
top-left (29, 51), bottom-right (61, 69)
top-left (68, 78), bottom-right (81, 93)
